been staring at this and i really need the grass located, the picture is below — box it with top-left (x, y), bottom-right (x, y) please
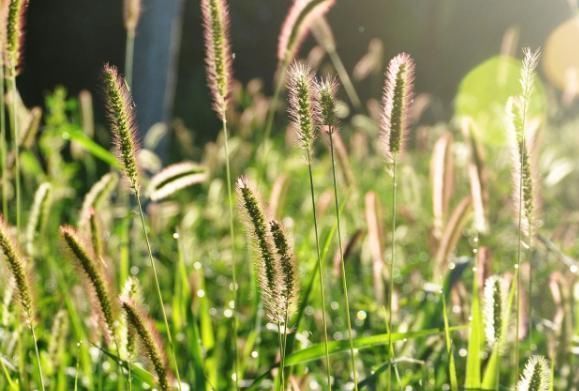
top-left (0, 2), bottom-right (578, 390)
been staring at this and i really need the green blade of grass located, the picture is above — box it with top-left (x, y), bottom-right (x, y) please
top-left (441, 292), bottom-right (458, 391)
top-left (465, 270), bottom-right (483, 388)
top-left (62, 127), bottom-right (120, 168)
top-left (285, 326), bottom-right (466, 366)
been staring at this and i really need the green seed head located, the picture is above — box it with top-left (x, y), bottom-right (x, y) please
top-left (102, 64), bottom-right (140, 191)
top-left (517, 355), bottom-right (550, 391)
top-left (381, 53), bottom-right (415, 159)
top-left (288, 62), bottom-right (319, 152)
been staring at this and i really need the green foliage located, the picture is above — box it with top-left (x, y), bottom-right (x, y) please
top-left (455, 55), bottom-right (546, 146)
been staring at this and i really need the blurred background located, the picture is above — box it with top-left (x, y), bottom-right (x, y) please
top-left (17, 0), bottom-right (578, 145)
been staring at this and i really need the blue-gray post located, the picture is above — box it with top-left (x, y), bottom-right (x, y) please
top-left (132, 0), bottom-right (185, 154)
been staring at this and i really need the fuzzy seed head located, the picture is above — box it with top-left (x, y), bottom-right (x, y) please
top-left (123, 0), bottom-right (141, 34)
top-left (79, 172), bottom-right (119, 226)
top-left (278, 0), bottom-right (336, 63)
top-left (0, 215), bottom-right (34, 322)
top-left (5, 0), bottom-right (29, 74)
top-left (506, 97), bottom-right (536, 240)
top-left (102, 64), bottom-right (140, 191)
top-left (237, 176), bottom-right (283, 321)
top-left (288, 62), bottom-right (319, 152)
top-left (201, 0), bottom-right (233, 116)
top-left (60, 226), bottom-right (117, 342)
top-left (269, 219), bottom-right (299, 320)
top-left (520, 48), bottom-right (541, 105)
top-left (316, 75), bottom-right (339, 132)
top-left (381, 53), bottom-right (415, 159)
top-left (517, 355), bottom-right (551, 391)
top-left (483, 275), bottom-right (508, 349)
top-left (121, 299), bottom-right (169, 390)
top-left (26, 182), bottom-right (52, 256)
top-left (147, 162), bottom-right (207, 202)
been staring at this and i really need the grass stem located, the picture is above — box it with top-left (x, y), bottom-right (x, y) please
top-left (306, 149), bottom-right (332, 389)
top-left (134, 191), bottom-right (183, 391)
top-left (30, 322), bottom-right (46, 391)
top-left (124, 31), bottom-right (135, 90)
top-left (8, 73), bottom-right (21, 231)
top-left (329, 130), bottom-right (358, 389)
top-left (0, 63), bottom-right (7, 217)
top-left (221, 114), bottom-right (241, 390)
top-left (387, 155), bottom-right (398, 390)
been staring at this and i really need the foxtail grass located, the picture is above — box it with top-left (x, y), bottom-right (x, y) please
top-left (147, 161), bottom-right (207, 202)
top-left (25, 182), bottom-right (51, 256)
top-left (517, 355), bottom-right (550, 391)
top-left (317, 76), bottom-right (359, 389)
top-left (0, 2), bottom-right (7, 216)
top-left (60, 226), bottom-right (118, 344)
top-left (123, 0), bottom-right (141, 88)
top-left (507, 48), bottom-right (540, 379)
top-left (261, 0), bottom-right (336, 166)
top-left (287, 62), bottom-right (332, 388)
top-left (79, 172), bottom-right (118, 226)
top-left (5, 0), bottom-right (29, 231)
top-left (0, 215), bottom-right (45, 390)
top-left (102, 64), bottom-right (182, 389)
top-left (121, 298), bottom-right (170, 391)
top-left (200, 0), bottom-right (240, 386)
top-left (269, 219), bottom-right (299, 388)
top-left (380, 52), bottom-right (415, 389)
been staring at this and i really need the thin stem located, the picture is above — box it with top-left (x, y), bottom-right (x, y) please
top-left (305, 149), bottom-right (332, 389)
top-left (1, 62), bottom-right (7, 216)
top-left (124, 31), bottom-right (136, 90)
top-left (276, 322), bottom-right (285, 390)
top-left (387, 156), bottom-right (398, 391)
top-left (222, 114), bottom-right (240, 390)
top-left (8, 73), bottom-right (21, 231)
top-left (329, 130), bottom-right (358, 389)
top-left (134, 191), bottom-right (183, 391)
top-left (29, 322), bottom-right (46, 390)
top-left (327, 50), bottom-right (362, 109)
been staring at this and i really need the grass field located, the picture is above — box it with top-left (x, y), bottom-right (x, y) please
top-left (0, 0), bottom-right (578, 390)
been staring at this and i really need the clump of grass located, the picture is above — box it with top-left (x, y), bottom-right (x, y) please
top-left (517, 355), bottom-right (550, 391)
top-left (0, 214), bottom-right (45, 390)
top-left (316, 75), bottom-right (359, 389)
top-left (121, 298), bottom-right (170, 391)
top-left (60, 226), bottom-right (117, 344)
top-left (380, 52), bottom-right (415, 388)
top-left (287, 61), bottom-right (333, 388)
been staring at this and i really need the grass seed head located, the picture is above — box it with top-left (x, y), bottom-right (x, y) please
top-left (60, 226), bottom-right (117, 343)
top-left (237, 176), bottom-right (283, 322)
top-left (123, 0), bottom-right (141, 34)
top-left (201, 0), bottom-right (233, 117)
top-left (269, 219), bottom-right (299, 320)
top-left (5, 0), bottom-right (29, 75)
top-left (316, 75), bottom-right (339, 132)
top-left (278, 0), bottom-right (336, 63)
top-left (288, 62), bottom-right (319, 153)
top-left (483, 275), bottom-right (508, 349)
top-left (121, 298), bottom-right (169, 391)
top-left (0, 215), bottom-right (34, 324)
top-left (517, 355), bottom-right (551, 391)
top-left (25, 182), bottom-right (52, 256)
top-left (102, 64), bottom-right (140, 191)
top-left (381, 52), bottom-right (415, 160)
